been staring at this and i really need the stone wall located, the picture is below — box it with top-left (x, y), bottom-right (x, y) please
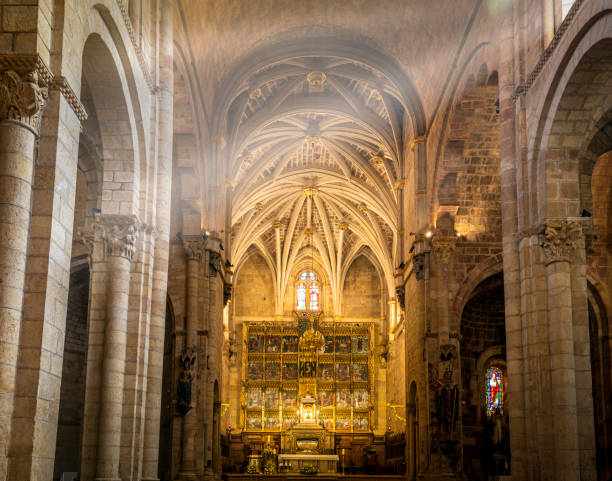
top-left (234, 252), bottom-right (275, 317)
top-left (342, 254), bottom-right (382, 318)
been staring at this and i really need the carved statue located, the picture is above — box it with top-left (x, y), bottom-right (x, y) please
top-left (395, 286), bottom-right (405, 311)
top-left (412, 253), bottom-right (425, 280)
top-left (209, 251), bottom-right (221, 277)
top-left (177, 348), bottom-right (197, 415)
top-left (223, 282), bottom-right (233, 306)
top-left (436, 368), bottom-right (459, 435)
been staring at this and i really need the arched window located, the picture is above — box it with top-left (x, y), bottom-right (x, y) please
top-left (485, 367), bottom-right (503, 415)
top-left (296, 271), bottom-right (319, 311)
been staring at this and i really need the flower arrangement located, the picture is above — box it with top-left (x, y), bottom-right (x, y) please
top-left (261, 447), bottom-right (276, 473)
top-left (245, 460), bottom-right (260, 474)
top-left (300, 463), bottom-right (318, 475)
top-left (262, 446), bottom-right (275, 461)
top-left (263, 460), bottom-right (277, 474)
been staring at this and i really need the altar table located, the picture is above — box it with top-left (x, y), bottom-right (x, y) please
top-left (277, 453), bottom-right (339, 473)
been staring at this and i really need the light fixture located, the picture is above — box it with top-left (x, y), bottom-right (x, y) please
top-left (425, 231), bottom-right (433, 238)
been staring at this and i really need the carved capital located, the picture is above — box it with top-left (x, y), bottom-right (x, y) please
top-left (77, 226), bottom-right (96, 256)
top-left (432, 236), bottom-right (457, 263)
top-left (78, 215), bottom-right (140, 261)
top-left (97, 215), bottom-right (140, 260)
top-left (181, 234), bottom-right (206, 261)
top-left (538, 219), bottom-right (583, 265)
top-left (412, 253), bottom-right (426, 280)
top-left (0, 69), bottom-right (48, 134)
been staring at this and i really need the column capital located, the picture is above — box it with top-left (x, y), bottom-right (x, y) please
top-left (181, 234), bottom-right (207, 261)
top-left (431, 236), bottom-right (458, 263)
top-left (538, 218), bottom-right (583, 265)
top-left (0, 69), bottom-right (48, 135)
top-left (78, 215), bottom-right (141, 261)
top-left (98, 215), bottom-right (140, 260)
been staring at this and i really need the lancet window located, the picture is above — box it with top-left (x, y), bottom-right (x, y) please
top-left (486, 366), bottom-right (503, 415)
top-left (296, 271), bottom-right (319, 311)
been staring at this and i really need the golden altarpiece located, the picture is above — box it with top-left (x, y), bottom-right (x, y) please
top-left (241, 313), bottom-right (375, 437)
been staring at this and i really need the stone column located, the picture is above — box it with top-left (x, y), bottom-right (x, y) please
top-left (212, 401), bottom-right (221, 474)
top-left (539, 219), bottom-right (592, 481)
top-left (203, 237), bottom-right (223, 478)
top-left (0, 69), bottom-right (47, 480)
top-left (177, 235), bottom-right (205, 480)
top-left (426, 236), bottom-right (461, 477)
top-left (141, 0), bottom-right (174, 478)
top-left (93, 215), bottom-right (140, 481)
top-left (430, 236), bottom-right (457, 342)
top-left (404, 237), bottom-right (428, 475)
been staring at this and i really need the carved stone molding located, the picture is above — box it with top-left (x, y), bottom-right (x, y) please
top-left (412, 253), bottom-right (426, 280)
top-left (51, 76), bottom-right (88, 121)
top-left (432, 236), bottom-right (457, 264)
top-left (114, 0), bottom-right (155, 92)
top-left (538, 219), bottom-right (583, 265)
top-left (0, 69), bottom-right (48, 134)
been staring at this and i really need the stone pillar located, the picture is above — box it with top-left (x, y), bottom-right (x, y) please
top-left (212, 401), bottom-right (221, 474)
top-left (141, 0), bottom-right (174, 479)
top-left (177, 236), bottom-right (205, 480)
top-left (497, 0), bottom-right (528, 475)
top-left (0, 69), bottom-right (47, 480)
top-left (91, 215), bottom-right (139, 481)
top-left (425, 236), bottom-right (461, 477)
top-left (430, 236), bottom-right (457, 342)
top-left (539, 219), bottom-right (595, 481)
top-left (203, 237), bottom-right (223, 479)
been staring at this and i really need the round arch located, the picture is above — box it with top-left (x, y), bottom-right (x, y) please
top-left (528, 7), bottom-right (612, 221)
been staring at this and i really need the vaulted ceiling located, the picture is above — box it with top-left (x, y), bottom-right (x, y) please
top-left (173, 0), bottom-right (500, 313)
top-left (221, 53), bottom-right (416, 313)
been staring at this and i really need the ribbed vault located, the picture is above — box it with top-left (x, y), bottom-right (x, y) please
top-left (223, 52), bottom-right (415, 316)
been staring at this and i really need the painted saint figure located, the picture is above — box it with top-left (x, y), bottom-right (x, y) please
top-left (486, 367), bottom-right (503, 416)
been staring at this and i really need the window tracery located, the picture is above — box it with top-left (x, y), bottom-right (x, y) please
top-left (296, 271), bottom-right (319, 310)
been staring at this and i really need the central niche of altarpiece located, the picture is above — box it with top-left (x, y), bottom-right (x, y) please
top-left (241, 317), bottom-right (375, 433)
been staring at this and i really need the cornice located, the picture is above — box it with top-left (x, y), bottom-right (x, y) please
top-left (114, 0), bottom-right (155, 92)
top-left (512, 0), bottom-right (587, 102)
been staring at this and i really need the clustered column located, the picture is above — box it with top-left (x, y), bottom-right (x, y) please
top-left (539, 219), bottom-right (593, 481)
top-left (91, 215), bottom-right (140, 481)
top-left (0, 69), bottom-right (47, 480)
top-left (177, 235), bottom-right (206, 480)
top-left (426, 236), bottom-right (462, 475)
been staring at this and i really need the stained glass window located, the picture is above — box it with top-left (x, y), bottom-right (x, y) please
top-left (486, 367), bottom-right (503, 415)
top-left (296, 281), bottom-right (307, 310)
top-left (309, 282), bottom-right (319, 310)
top-left (296, 271), bottom-right (319, 310)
